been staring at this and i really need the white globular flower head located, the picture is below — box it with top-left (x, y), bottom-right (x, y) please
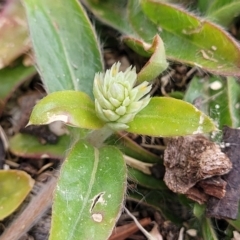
top-left (93, 62), bottom-right (152, 130)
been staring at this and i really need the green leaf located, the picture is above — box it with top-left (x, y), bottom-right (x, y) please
top-left (202, 217), bottom-right (218, 239)
top-left (141, 0), bottom-right (240, 76)
top-left (128, 167), bottom-right (166, 190)
top-left (9, 133), bottom-right (70, 159)
top-left (0, 0), bottom-right (29, 68)
top-left (0, 64), bottom-right (36, 114)
top-left (0, 170), bottom-right (34, 220)
top-left (107, 133), bottom-right (160, 163)
top-left (124, 35), bottom-right (168, 83)
top-left (82, 0), bottom-right (133, 35)
top-left (197, 0), bottom-right (213, 14)
top-left (227, 77), bottom-right (240, 128)
top-left (209, 77), bottom-right (240, 129)
top-left (184, 76), bottom-right (209, 114)
top-left (207, 1), bottom-right (240, 27)
top-left (28, 90), bottom-right (104, 129)
top-left (127, 0), bottom-right (157, 41)
top-left (127, 97), bottom-right (217, 137)
top-left (184, 77), bottom-right (206, 104)
top-left (207, 0), bottom-right (236, 14)
top-left (193, 202), bottom-right (206, 220)
top-left (185, 76), bottom-right (240, 130)
top-left (24, 0), bottom-right (103, 97)
top-left (50, 140), bottom-right (127, 240)
top-left (193, 203), bottom-right (218, 239)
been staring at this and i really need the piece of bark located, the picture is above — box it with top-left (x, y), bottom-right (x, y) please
top-left (164, 134), bottom-right (232, 194)
top-left (198, 176), bottom-right (227, 199)
top-left (206, 126), bottom-right (240, 220)
top-left (186, 187), bottom-right (209, 204)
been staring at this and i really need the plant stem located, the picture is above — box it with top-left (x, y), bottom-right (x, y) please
top-left (86, 125), bottom-right (114, 148)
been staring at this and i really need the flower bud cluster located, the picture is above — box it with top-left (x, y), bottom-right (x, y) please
top-left (93, 62), bottom-right (151, 130)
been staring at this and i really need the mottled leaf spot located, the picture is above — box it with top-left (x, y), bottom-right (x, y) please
top-left (92, 213), bottom-right (103, 222)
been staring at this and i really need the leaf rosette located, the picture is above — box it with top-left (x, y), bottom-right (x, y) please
top-left (93, 62), bottom-right (151, 130)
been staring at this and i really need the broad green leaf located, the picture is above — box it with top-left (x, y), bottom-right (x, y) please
top-left (207, 1), bottom-right (240, 27)
top-left (50, 140), bottom-right (127, 240)
top-left (124, 35), bottom-right (168, 83)
top-left (127, 0), bottom-right (157, 41)
top-left (128, 167), bottom-right (166, 190)
top-left (24, 0), bottom-right (103, 97)
top-left (0, 0), bottom-right (29, 68)
top-left (127, 97), bottom-right (217, 137)
top-left (107, 133), bottom-right (160, 163)
top-left (9, 133), bottom-right (70, 159)
top-left (0, 170), bottom-right (34, 220)
top-left (82, 0), bottom-right (133, 35)
top-left (141, 0), bottom-right (240, 76)
top-left (28, 91), bottom-right (104, 129)
top-left (0, 64), bottom-right (36, 114)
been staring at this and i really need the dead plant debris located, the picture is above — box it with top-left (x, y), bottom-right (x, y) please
top-left (163, 134), bottom-right (232, 195)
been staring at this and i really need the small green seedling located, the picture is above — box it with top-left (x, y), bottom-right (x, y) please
top-left (28, 61), bottom-right (216, 240)
top-left (22, 0), bottom-right (223, 239)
